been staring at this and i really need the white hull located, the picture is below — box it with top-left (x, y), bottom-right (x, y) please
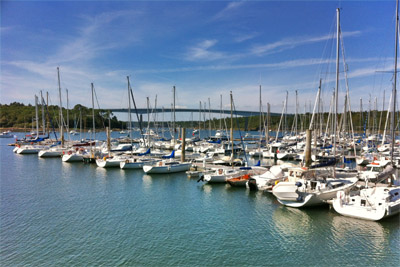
top-left (332, 187), bottom-right (400, 221)
top-left (17, 146), bottom-right (45, 154)
top-left (356, 156), bottom-right (370, 165)
top-left (273, 178), bottom-right (358, 208)
top-left (277, 194), bottom-right (323, 207)
top-left (38, 148), bottom-right (64, 157)
top-left (120, 159), bottom-right (158, 169)
top-left (143, 162), bottom-right (191, 174)
top-left (203, 174), bottom-right (228, 183)
top-left (96, 158), bottom-right (124, 168)
top-left (62, 153), bottom-right (83, 162)
top-left (203, 169), bottom-right (242, 183)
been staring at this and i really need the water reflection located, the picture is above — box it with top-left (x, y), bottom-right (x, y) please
top-left (273, 206), bottom-right (313, 236)
top-left (142, 174), bottom-right (153, 190)
top-left (331, 214), bottom-right (387, 251)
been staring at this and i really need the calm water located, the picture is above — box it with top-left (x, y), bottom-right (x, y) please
top-left (1, 133), bottom-right (399, 266)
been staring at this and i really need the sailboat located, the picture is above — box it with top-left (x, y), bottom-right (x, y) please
top-left (272, 9), bottom-right (359, 208)
top-left (142, 86), bottom-right (191, 174)
top-left (142, 150), bottom-right (191, 173)
top-left (17, 95), bottom-right (49, 154)
top-left (332, 1), bottom-right (400, 221)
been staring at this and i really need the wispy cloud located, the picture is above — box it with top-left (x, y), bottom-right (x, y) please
top-left (233, 32), bottom-right (259, 43)
top-left (135, 57), bottom-right (382, 74)
top-left (250, 31), bottom-right (362, 56)
top-left (212, 1), bottom-right (246, 21)
top-left (185, 39), bottom-right (228, 61)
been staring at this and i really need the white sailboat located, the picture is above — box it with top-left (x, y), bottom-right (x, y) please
top-left (143, 159), bottom-right (191, 174)
top-left (332, 0), bottom-right (400, 221)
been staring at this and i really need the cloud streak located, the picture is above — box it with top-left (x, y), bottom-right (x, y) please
top-left (250, 31), bottom-right (362, 56)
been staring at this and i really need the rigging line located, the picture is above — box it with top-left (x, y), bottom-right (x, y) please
top-left (231, 95), bottom-right (249, 165)
top-left (339, 26), bottom-right (357, 156)
top-left (128, 81), bottom-right (144, 141)
top-left (92, 84), bottom-right (107, 129)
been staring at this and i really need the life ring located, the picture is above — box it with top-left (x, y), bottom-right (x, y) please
top-left (125, 159), bottom-right (129, 163)
top-left (68, 151), bottom-right (72, 155)
top-left (218, 169), bottom-right (223, 175)
top-left (103, 157), bottom-right (107, 161)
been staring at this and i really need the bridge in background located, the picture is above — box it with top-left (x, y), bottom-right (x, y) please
top-left (109, 108), bottom-right (277, 117)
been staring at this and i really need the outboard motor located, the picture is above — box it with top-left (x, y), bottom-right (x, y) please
top-left (247, 178), bottom-right (258, 191)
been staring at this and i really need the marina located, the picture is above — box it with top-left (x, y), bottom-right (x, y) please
top-left (1, 129), bottom-right (400, 266)
top-left (2, 0), bottom-right (400, 265)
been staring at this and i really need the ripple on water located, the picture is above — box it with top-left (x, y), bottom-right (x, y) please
top-left (1, 138), bottom-right (399, 266)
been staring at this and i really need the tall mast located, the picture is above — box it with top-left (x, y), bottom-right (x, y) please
top-left (91, 83), bottom-right (95, 140)
top-left (220, 94), bottom-right (222, 130)
top-left (391, 0), bottom-right (399, 163)
top-left (66, 88), bottom-right (69, 131)
top-left (295, 90), bottom-right (298, 143)
top-left (230, 91), bottom-right (234, 166)
top-left (259, 85), bottom-right (262, 147)
top-left (40, 90), bottom-right (45, 135)
top-left (360, 98), bottom-right (363, 133)
top-left (199, 101), bottom-right (202, 139)
top-left (208, 97), bottom-right (211, 137)
top-left (147, 96), bottom-right (150, 147)
top-left (173, 86), bottom-right (176, 146)
top-left (285, 91), bottom-right (288, 134)
top-left (333, 8), bottom-right (340, 168)
top-left (35, 95), bottom-right (39, 137)
top-left (57, 67), bottom-right (64, 146)
top-left (79, 107), bottom-right (82, 140)
top-left (127, 76), bottom-right (132, 142)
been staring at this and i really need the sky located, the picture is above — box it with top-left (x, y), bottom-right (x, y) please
top-left (0, 0), bottom-right (398, 121)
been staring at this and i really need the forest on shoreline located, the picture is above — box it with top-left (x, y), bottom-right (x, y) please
top-left (0, 102), bottom-right (390, 134)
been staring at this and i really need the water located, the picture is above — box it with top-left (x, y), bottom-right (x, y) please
top-left (1, 135), bottom-right (399, 266)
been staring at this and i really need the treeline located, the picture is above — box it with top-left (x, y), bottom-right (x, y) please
top-left (0, 102), bottom-right (392, 133)
top-left (0, 102), bottom-right (120, 130)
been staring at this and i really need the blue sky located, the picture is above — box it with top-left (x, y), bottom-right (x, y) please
top-left (1, 0), bottom-right (398, 120)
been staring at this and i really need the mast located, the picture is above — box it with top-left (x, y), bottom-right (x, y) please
top-left (199, 101), bottom-right (202, 139)
top-left (173, 86), bottom-right (176, 146)
top-left (267, 103), bottom-right (270, 143)
top-left (285, 91), bottom-right (288, 135)
top-left (360, 98), bottom-right (363, 133)
top-left (259, 85), bottom-right (262, 149)
top-left (230, 91), bottom-right (234, 166)
top-left (57, 67), bottom-right (64, 146)
top-left (79, 107), bottom-right (82, 140)
top-left (66, 88), bottom-right (69, 132)
top-left (220, 94), bottom-right (223, 130)
top-left (333, 8), bottom-right (340, 170)
top-left (295, 90), bottom-right (298, 144)
top-left (147, 96), bottom-right (150, 147)
top-left (40, 91), bottom-right (45, 135)
top-left (35, 95), bottom-right (39, 137)
top-left (91, 83), bottom-right (95, 140)
top-left (127, 76), bottom-right (132, 144)
top-left (208, 97), bottom-right (211, 137)
top-left (391, 0), bottom-right (398, 163)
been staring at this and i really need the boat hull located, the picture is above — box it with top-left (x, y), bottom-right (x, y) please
top-left (62, 154), bottom-right (83, 162)
top-left (143, 163), bottom-right (191, 174)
